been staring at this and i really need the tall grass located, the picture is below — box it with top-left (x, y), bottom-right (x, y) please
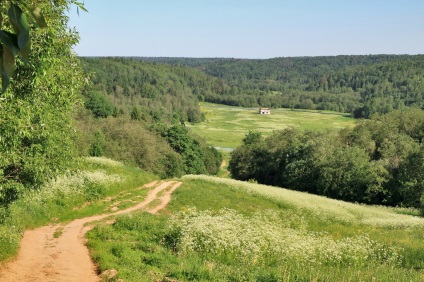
top-left (0, 157), bottom-right (157, 261)
top-left (87, 176), bottom-right (424, 281)
top-left (183, 175), bottom-right (424, 229)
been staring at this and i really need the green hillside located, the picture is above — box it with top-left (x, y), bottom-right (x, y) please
top-left (74, 58), bottom-right (225, 179)
top-left (138, 55), bottom-right (424, 117)
top-left (80, 57), bottom-right (227, 124)
top-left (86, 172), bottom-right (424, 281)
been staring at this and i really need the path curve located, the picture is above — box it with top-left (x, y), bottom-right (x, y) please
top-left (0, 180), bottom-right (182, 282)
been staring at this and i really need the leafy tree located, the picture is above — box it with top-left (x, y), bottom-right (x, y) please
top-left (0, 0), bottom-right (85, 206)
top-left (242, 130), bottom-right (262, 146)
top-left (84, 91), bottom-right (115, 118)
top-left (229, 109), bottom-right (424, 210)
top-left (395, 145), bottom-right (424, 208)
top-left (163, 126), bottom-right (207, 175)
top-left (130, 107), bottom-right (142, 120)
top-left (316, 147), bottom-right (388, 203)
top-left (89, 131), bottom-right (106, 157)
top-left (0, 0), bottom-right (86, 91)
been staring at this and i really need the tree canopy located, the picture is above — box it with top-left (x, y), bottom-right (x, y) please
top-left (138, 55), bottom-right (424, 117)
top-left (229, 108), bottom-right (424, 211)
top-left (0, 0), bottom-right (86, 206)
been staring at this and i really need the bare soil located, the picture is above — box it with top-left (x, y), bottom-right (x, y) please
top-left (0, 180), bottom-right (181, 282)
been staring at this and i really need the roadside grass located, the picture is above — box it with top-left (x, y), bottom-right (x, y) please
top-left (86, 175), bottom-right (424, 281)
top-left (187, 102), bottom-right (355, 148)
top-left (0, 157), bottom-right (157, 261)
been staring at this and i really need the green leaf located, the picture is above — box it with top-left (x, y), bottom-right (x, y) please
top-left (0, 31), bottom-right (20, 55)
top-left (71, 1), bottom-right (88, 13)
top-left (8, 3), bottom-right (30, 51)
top-left (24, 6), bottom-right (47, 28)
top-left (19, 36), bottom-right (30, 63)
top-left (2, 45), bottom-right (16, 92)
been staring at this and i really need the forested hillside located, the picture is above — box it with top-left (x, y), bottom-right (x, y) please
top-left (137, 55), bottom-right (424, 117)
top-left (75, 58), bottom-right (223, 179)
top-left (80, 57), bottom-right (229, 123)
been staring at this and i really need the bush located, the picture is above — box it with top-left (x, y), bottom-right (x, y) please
top-left (75, 118), bottom-right (184, 178)
top-left (84, 91), bottom-right (115, 118)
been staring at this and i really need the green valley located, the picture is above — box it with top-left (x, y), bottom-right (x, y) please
top-left (0, 3), bottom-right (423, 280)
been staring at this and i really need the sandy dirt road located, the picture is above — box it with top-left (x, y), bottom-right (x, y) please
top-left (0, 180), bottom-right (182, 282)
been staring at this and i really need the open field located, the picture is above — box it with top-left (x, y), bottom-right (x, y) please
top-left (187, 102), bottom-right (355, 148)
top-left (86, 174), bottom-right (424, 282)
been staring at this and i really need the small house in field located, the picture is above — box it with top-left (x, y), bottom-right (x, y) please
top-left (259, 108), bottom-right (271, 115)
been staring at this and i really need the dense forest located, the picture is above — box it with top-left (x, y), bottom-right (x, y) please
top-left (80, 57), bottom-right (229, 123)
top-left (76, 56), bottom-right (424, 212)
top-left (229, 109), bottom-right (424, 211)
top-left (137, 55), bottom-right (424, 117)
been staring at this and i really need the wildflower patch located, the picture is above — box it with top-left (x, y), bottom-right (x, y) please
top-left (166, 208), bottom-right (403, 267)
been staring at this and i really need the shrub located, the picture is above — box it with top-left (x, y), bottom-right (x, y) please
top-left (84, 91), bottom-right (115, 118)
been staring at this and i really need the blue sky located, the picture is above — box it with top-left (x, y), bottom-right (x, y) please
top-left (68, 0), bottom-right (424, 58)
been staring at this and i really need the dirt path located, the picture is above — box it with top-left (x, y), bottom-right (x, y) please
top-left (220, 160), bottom-right (230, 178)
top-left (0, 180), bottom-right (182, 282)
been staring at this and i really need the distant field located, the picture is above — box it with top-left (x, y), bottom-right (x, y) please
top-left (187, 102), bottom-right (355, 148)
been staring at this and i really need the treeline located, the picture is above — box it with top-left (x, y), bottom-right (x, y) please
top-left (136, 55), bottom-right (424, 117)
top-left (229, 108), bottom-right (424, 212)
top-left (75, 57), bottom-right (223, 179)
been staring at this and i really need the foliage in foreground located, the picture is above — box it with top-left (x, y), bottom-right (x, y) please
top-left (0, 157), bottom-right (157, 261)
top-left (0, 0), bottom-right (86, 207)
top-left (87, 176), bottom-right (424, 281)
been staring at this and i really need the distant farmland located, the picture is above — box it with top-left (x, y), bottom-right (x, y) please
top-left (187, 103), bottom-right (355, 148)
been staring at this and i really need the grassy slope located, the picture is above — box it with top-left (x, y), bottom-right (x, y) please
top-left (86, 175), bottom-right (424, 282)
top-left (187, 102), bottom-right (355, 148)
top-left (0, 157), bottom-right (158, 261)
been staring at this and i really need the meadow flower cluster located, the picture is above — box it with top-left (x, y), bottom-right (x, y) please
top-left (183, 175), bottom-right (424, 228)
top-left (21, 170), bottom-right (123, 204)
top-left (167, 208), bottom-right (403, 267)
top-left (85, 157), bottom-right (124, 167)
top-left (5, 169), bottom-right (123, 226)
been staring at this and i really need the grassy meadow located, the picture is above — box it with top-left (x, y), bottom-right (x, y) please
top-left (187, 102), bottom-right (355, 148)
top-left (87, 174), bottom-right (424, 282)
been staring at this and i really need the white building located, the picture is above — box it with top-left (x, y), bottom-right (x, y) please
top-left (259, 108), bottom-right (271, 115)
